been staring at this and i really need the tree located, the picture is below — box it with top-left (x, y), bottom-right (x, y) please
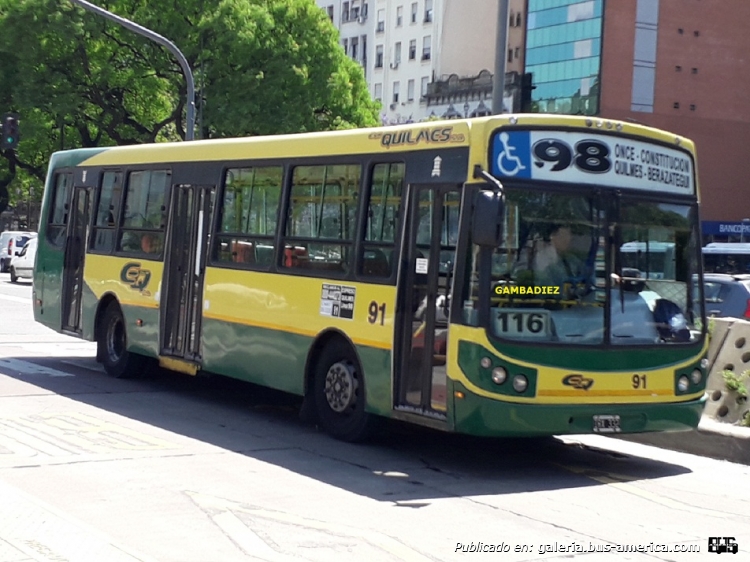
top-left (0, 0), bottom-right (379, 214)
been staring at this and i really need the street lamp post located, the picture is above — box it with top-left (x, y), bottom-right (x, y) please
top-left (69, 0), bottom-right (196, 141)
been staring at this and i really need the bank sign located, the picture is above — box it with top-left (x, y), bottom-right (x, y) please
top-left (489, 129), bottom-right (695, 196)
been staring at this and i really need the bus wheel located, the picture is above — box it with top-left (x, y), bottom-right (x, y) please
top-left (97, 303), bottom-right (144, 379)
top-left (313, 342), bottom-right (377, 442)
top-left (9, 267), bottom-right (17, 283)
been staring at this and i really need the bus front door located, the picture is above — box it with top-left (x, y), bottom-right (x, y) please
top-left (396, 185), bottom-right (460, 416)
top-left (61, 186), bottom-right (92, 334)
top-left (160, 185), bottom-right (215, 367)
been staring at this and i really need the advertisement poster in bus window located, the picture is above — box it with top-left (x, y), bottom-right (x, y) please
top-left (490, 130), bottom-right (695, 196)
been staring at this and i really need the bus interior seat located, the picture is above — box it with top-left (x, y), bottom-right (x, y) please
top-left (255, 244), bottom-right (274, 266)
top-left (363, 248), bottom-right (391, 277)
top-left (284, 245), bottom-right (309, 268)
top-left (232, 241), bottom-right (255, 264)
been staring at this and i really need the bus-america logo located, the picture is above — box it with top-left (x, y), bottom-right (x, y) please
top-left (120, 262), bottom-right (151, 292)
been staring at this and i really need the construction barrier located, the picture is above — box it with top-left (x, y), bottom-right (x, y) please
top-left (703, 317), bottom-right (750, 425)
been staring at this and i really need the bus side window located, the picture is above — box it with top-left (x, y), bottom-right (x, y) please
top-left (359, 162), bottom-right (404, 279)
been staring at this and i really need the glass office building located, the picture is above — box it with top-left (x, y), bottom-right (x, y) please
top-left (525, 0), bottom-right (603, 115)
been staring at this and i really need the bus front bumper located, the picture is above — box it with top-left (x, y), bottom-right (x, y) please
top-left (451, 382), bottom-right (706, 438)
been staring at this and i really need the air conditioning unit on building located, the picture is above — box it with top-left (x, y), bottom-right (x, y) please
top-left (390, 62), bottom-right (399, 69)
top-left (357, 15), bottom-right (367, 24)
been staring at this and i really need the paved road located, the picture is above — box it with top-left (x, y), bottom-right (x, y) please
top-left (0, 274), bottom-right (749, 561)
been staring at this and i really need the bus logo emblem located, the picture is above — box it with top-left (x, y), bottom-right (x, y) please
top-left (120, 262), bottom-right (151, 291)
top-left (562, 374), bottom-right (594, 390)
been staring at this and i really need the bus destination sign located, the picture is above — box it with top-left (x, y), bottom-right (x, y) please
top-left (489, 129), bottom-right (695, 195)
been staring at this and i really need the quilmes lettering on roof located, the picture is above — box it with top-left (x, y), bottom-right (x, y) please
top-left (369, 127), bottom-right (466, 148)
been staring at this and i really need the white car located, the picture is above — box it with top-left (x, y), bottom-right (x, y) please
top-left (0, 230), bottom-right (35, 272)
top-left (9, 237), bottom-right (37, 283)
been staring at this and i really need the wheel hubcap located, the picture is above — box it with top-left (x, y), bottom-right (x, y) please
top-left (324, 361), bottom-right (357, 413)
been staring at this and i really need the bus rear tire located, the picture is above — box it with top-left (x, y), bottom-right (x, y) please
top-left (313, 342), bottom-right (377, 442)
top-left (97, 302), bottom-right (145, 379)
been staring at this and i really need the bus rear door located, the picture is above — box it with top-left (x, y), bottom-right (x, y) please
top-left (395, 184), bottom-right (460, 416)
top-left (160, 184), bottom-right (215, 370)
top-left (61, 184), bottom-right (93, 335)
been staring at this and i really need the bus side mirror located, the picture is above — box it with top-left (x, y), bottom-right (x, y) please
top-left (472, 189), bottom-right (505, 247)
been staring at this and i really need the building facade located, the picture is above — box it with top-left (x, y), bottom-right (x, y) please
top-left (319, 1), bottom-right (749, 227)
top-left (317, 0), bottom-right (527, 123)
top-left (596, 0), bottom-right (750, 224)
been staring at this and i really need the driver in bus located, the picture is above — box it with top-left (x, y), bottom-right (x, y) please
top-left (515, 224), bottom-right (586, 289)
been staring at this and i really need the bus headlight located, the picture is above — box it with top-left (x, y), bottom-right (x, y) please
top-left (512, 375), bottom-right (528, 393)
top-left (700, 358), bottom-right (709, 369)
top-left (491, 367), bottom-right (507, 385)
top-left (677, 376), bottom-right (690, 393)
top-left (480, 357), bottom-right (492, 369)
top-left (691, 369), bottom-right (703, 384)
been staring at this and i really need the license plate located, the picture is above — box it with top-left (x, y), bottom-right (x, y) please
top-left (593, 414), bottom-right (621, 433)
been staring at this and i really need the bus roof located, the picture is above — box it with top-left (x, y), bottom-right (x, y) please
top-left (48, 113), bottom-right (696, 169)
top-left (621, 241), bottom-right (675, 251)
top-left (702, 243), bottom-right (750, 254)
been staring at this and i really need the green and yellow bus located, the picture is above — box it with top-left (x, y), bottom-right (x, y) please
top-left (33, 114), bottom-right (708, 441)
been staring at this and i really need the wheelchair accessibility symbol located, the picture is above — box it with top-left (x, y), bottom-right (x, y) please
top-left (495, 132), bottom-right (527, 176)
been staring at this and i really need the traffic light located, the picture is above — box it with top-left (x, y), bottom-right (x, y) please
top-left (520, 73), bottom-right (535, 112)
top-left (1, 113), bottom-right (20, 151)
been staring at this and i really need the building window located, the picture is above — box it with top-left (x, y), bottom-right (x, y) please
top-left (377, 9), bottom-right (385, 32)
top-left (411, 2), bottom-right (418, 23)
top-left (351, 37), bottom-right (359, 60)
top-left (394, 42), bottom-right (402, 65)
top-left (507, 47), bottom-right (513, 63)
top-left (393, 81), bottom-right (400, 103)
top-left (407, 79), bottom-right (415, 101)
top-left (690, 104), bottom-right (696, 111)
top-left (516, 13), bottom-right (522, 27)
top-left (326, 5), bottom-right (334, 22)
top-left (421, 76), bottom-right (429, 98)
top-left (342, 38), bottom-right (348, 54)
top-left (675, 65), bottom-right (681, 72)
top-left (396, 6), bottom-right (403, 26)
top-left (514, 47), bottom-right (520, 59)
top-left (678, 28), bottom-right (683, 34)
top-left (692, 67), bottom-right (698, 74)
top-left (424, 0), bottom-right (433, 23)
top-left (351, 1), bottom-right (360, 20)
top-left (374, 83), bottom-right (382, 101)
top-left (343, 2), bottom-right (350, 22)
top-left (375, 45), bottom-right (384, 68)
top-left (673, 102), bottom-right (680, 109)
top-left (409, 39), bottom-right (416, 60)
top-left (422, 35), bottom-right (431, 60)
top-left (509, 12), bottom-right (514, 27)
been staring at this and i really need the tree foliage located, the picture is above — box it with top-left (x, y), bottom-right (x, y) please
top-left (0, 0), bottom-right (379, 215)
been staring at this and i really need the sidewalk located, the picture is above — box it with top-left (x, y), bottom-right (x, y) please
top-left (617, 417), bottom-right (750, 465)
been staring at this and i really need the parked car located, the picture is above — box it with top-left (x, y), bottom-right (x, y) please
top-left (699, 273), bottom-right (750, 319)
top-left (0, 230), bottom-right (36, 273)
top-left (9, 237), bottom-right (37, 283)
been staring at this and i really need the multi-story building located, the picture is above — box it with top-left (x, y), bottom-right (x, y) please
top-left (318, 0), bottom-right (527, 123)
top-left (522, 0), bottom-right (750, 225)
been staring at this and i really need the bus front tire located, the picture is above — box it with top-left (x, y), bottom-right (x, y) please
top-left (313, 342), bottom-right (377, 442)
top-left (97, 303), bottom-right (145, 379)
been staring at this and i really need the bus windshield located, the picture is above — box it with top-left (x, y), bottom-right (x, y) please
top-left (470, 189), bottom-right (700, 345)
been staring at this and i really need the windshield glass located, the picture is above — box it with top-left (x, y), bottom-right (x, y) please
top-left (464, 189), bottom-right (702, 346)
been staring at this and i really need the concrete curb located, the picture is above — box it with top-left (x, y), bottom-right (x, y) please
top-left (617, 418), bottom-right (750, 465)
